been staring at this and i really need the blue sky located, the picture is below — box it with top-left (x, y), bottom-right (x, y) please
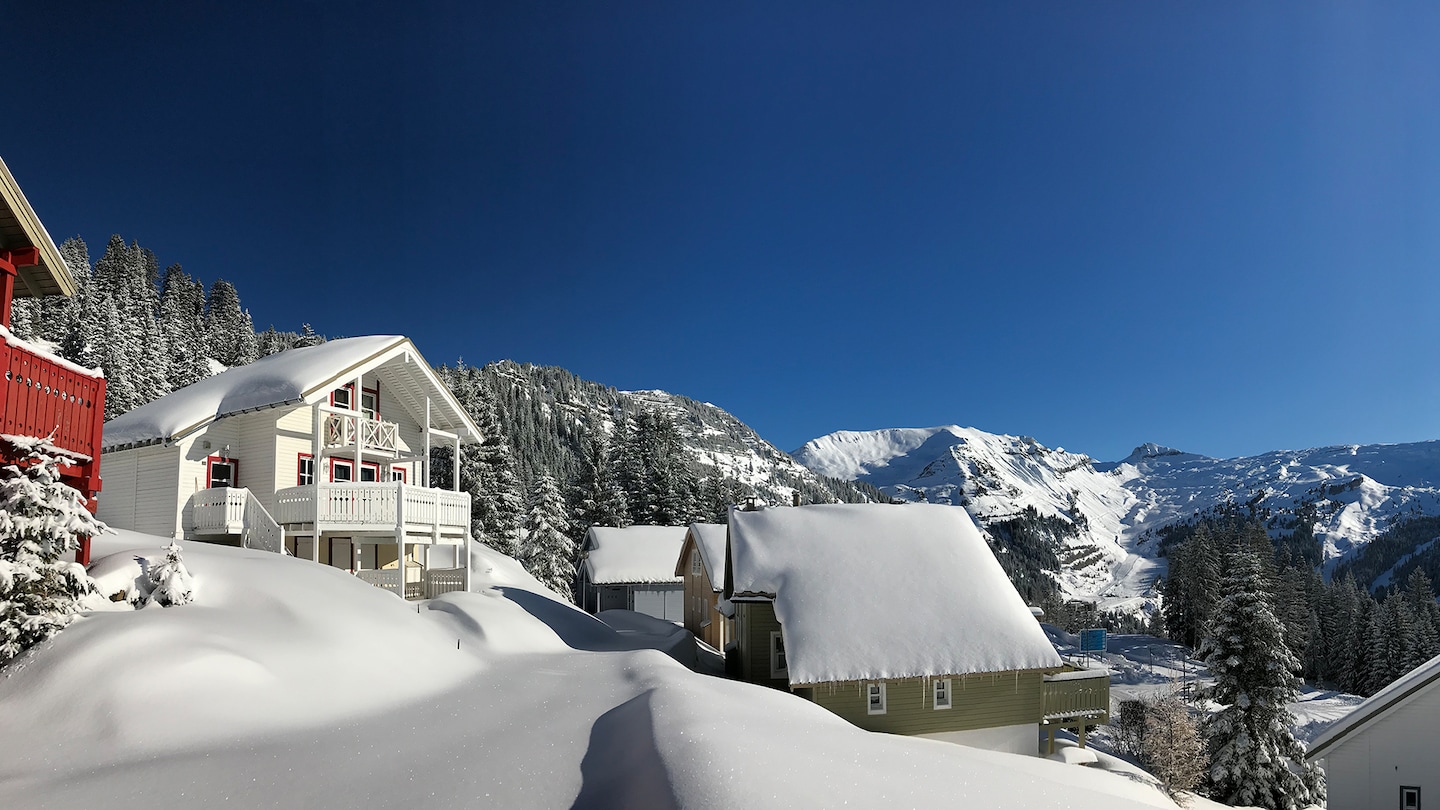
top-left (6, 2), bottom-right (1440, 461)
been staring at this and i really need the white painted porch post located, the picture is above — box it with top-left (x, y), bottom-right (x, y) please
top-left (423, 396), bottom-right (431, 489)
top-left (452, 436), bottom-right (461, 492)
top-left (396, 486), bottom-right (406, 599)
top-left (310, 403), bottom-right (322, 563)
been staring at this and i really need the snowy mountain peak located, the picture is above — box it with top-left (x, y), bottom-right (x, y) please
top-left (793, 425), bottom-right (1440, 612)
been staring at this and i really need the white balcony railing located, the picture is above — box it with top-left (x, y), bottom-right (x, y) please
top-left (323, 412), bottom-right (398, 453)
top-left (274, 482), bottom-right (470, 534)
top-left (191, 487), bottom-right (284, 553)
top-left (193, 487), bottom-right (247, 534)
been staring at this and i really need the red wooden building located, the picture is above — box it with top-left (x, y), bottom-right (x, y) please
top-left (0, 158), bottom-right (106, 563)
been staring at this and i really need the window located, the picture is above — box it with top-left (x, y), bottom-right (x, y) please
top-left (867, 682), bottom-right (887, 715)
top-left (360, 462), bottom-right (379, 482)
top-left (769, 631), bottom-right (788, 679)
top-left (331, 385), bottom-right (353, 410)
top-left (1402, 786), bottom-right (1421, 810)
top-left (331, 458), bottom-right (354, 482)
top-left (691, 550), bottom-right (701, 577)
top-left (933, 678), bottom-right (952, 710)
top-left (207, 456), bottom-right (238, 488)
top-left (332, 383), bottom-right (378, 418)
top-left (297, 454), bottom-right (315, 486)
top-left (391, 467), bottom-right (407, 483)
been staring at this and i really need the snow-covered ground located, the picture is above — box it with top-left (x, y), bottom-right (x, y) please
top-left (0, 531), bottom-right (1182, 809)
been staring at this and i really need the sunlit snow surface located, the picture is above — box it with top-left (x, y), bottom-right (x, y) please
top-left (795, 426), bottom-right (1440, 608)
top-left (0, 530), bottom-right (1174, 809)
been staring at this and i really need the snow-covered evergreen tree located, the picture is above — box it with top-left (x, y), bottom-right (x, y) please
top-left (160, 265), bottom-right (212, 390)
top-left (434, 364), bottom-right (523, 557)
top-left (0, 435), bottom-right (105, 667)
top-left (1198, 546), bottom-right (1324, 809)
top-left (147, 542), bottom-right (195, 607)
top-left (205, 279), bottom-right (259, 367)
top-left (521, 474), bottom-right (576, 601)
top-left (572, 431), bottom-right (629, 539)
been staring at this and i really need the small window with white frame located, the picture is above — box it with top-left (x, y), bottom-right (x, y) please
top-left (331, 385), bottom-right (353, 410)
top-left (867, 682), bottom-right (887, 715)
top-left (690, 550), bottom-right (701, 577)
top-left (391, 467), bottom-right (407, 483)
top-left (297, 454), bottom-right (315, 486)
top-left (331, 458), bottom-right (354, 482)
top-left (769, 630), bottom-right (788, 679)
top-left (1401, 786), bottom-right (1420, 810)
top-left (933, 678), bottom-right (952, 710)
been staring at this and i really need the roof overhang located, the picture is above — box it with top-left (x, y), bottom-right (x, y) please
top-left (0, 157), bottom-right (75, 298)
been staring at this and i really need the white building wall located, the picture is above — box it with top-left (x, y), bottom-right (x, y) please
top-left (1323, 684), bottom-right (1440, 810)
top-left (98, 445), bottom-right (182, 538)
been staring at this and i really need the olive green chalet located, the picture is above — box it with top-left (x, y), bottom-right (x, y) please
top-left (723, 502), bottom-right (1109, 756)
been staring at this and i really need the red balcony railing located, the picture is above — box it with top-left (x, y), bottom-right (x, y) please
top-left (0, 338), bottom-right (105, 493)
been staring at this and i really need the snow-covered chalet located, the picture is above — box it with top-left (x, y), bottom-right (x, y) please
top-left (0, 156), bottom-right (106, 564)
top-left (674, 521), bottom-right (730, 650)
top-left (579, 525), bottom-right (687, 622)
top-left (1307, 651), bottom-right (1440, 810)
top-left (724, 502), bottom-right (1109, 755)
top-left (98, 335), bottom-right (480, 598)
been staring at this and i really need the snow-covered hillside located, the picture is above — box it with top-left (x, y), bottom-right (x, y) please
top-left (794, 426), bottom-right (1440, 608)
top-left (482, 360), bottom-right (884, 507)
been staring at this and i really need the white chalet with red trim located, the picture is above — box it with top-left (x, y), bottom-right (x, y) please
top-left (98, 335), bottom-right (480, 599)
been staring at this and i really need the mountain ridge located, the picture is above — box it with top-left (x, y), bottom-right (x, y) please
top-left (793, 425), bottom-right (1440, 610)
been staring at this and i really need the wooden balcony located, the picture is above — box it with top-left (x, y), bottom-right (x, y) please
top-left (273, 481), bottom-right (470, 537)
top-left (1040, 666), bottom-right (1111, 724)
top-left (323, 412), bottom-right (398, 454)
top-left (0, 334), bottom-right (105, 503)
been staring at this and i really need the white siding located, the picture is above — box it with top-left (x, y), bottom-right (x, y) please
top-left (1324, 683), bottom-right (1440, 810)
top-left (98, 445), bottom-right (182, 538)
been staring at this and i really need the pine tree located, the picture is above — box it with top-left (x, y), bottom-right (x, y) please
top-left (204, 279), bottom-right (258, 367)
top-left (433, 364), bottom-right (523, 557)
top-left (0, 435), bottom-right (105, 667)
top-left (521, 474), bottom-right (576, 601)
top-left (147, 542), bottom-right (195, 606)
top-left (1198, 546), bottom-right (1324, 809)
top-left (572, 431), bottom-right (629, 537)
top-left (160, 265), bottom-right (212, 390)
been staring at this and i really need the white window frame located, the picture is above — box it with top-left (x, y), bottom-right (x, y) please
top-left (1401, 786), bottom-right (1420, 810)
top-left (331, 458), bottom-right (354, 482)
top-left (690, 550), bottom-right (701, 577)
top-left (933, 678), bottom-right (952, 710)
top-left (769, 630), bottom-right (788, 679)
top-left (867, 682), bottom-right (887, 715)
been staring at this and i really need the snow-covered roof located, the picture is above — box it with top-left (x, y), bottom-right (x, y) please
top-left (102, 335), bottom-right (481, 451)
top-left (675, 522), bottom-right (727, 591)
top-left (0, 156), bottom-right (75, 299)
top-left (583, 525), bottom-right (688, 585)
top-left (1307, 651), bottom-right (1440, 759)
top-left (726, 503), bottom-right (1062, 685)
